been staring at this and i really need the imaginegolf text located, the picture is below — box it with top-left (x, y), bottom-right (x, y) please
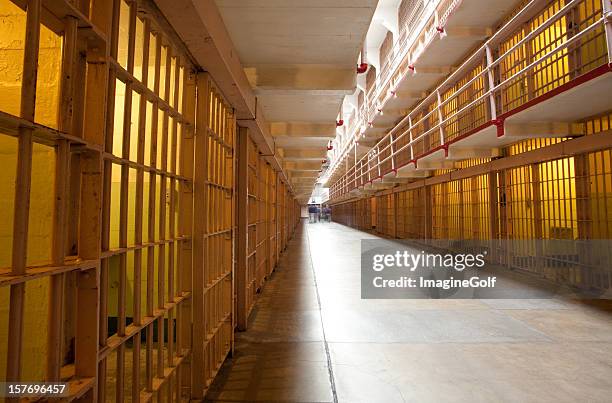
top-left (372, 276), bottom-right (497, 290)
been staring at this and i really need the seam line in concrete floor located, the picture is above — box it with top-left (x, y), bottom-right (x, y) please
top-left (306, 224), bottom-right (339, 403)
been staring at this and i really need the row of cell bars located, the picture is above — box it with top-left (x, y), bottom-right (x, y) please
top-left (0, 0), bottom-right (301, 401)
top-left (241, 130), bottom-right (300, 330)
top-left (332, 117), bottom-right (612, 291)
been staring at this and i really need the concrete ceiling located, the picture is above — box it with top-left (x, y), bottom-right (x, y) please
top-left (215, 0), bottom-right (378, 202)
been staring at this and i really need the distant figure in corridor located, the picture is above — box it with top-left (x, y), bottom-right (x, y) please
top-left (319, 204), bottom-right (331, 222)
top-left (323, 205), bottom-right (332, 222)
top-left (308, 204), bottom-right (317, 223)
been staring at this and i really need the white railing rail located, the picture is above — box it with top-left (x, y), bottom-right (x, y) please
top-left (325, 0), bottom-right (442, 183)
top-left (365, 0), bottom-right (440, 125)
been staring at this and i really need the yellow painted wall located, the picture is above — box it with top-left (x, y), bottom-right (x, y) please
top-left (0, 134), bottom-right (17, 269)
top-left (0, 0), bottom-right (61, 382)
top-left (0, 139), bottom-right (54, 382)
top-left (0, 0), bottom-right (26, 117)
top-left (0, 148), bottom-right (54, 383)
top-left (35, 24), bottom-right (62, 129)
top-left (105, 55), bottom-right (182, 322)
top-left (0, 0), bottom-right (61, 127)
top-left (106, 176), bottom-right (178, 320)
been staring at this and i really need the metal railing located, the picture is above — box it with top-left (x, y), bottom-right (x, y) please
top-left (329, 0), bottom-right (612, 200)
top-left (327, 0), bottom-right (443, 180)
top-left (363, 0), bottom-right (440, 128)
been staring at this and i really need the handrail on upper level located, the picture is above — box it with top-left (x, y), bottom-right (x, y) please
top-left (328, 0), bottom-right (578, 183)
top-left (326, 0), bottom-right (443, 178)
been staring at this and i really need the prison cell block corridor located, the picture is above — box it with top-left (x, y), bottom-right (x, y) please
top-left (0, 0), bottom-right (612, 402)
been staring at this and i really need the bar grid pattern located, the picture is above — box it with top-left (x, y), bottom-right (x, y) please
top-left (396, 188), bottom-right (427, 239)
top-left (192, 75), bottom-right (235, 398)
top-left (235, 128), bottom-right (300, 331)
top-left (0, 0), bottom-right (299, 400)
top-left (333, 112), bottom-right (612, 292)
top-left (329, 0), bottom-right (610, 199)
top-left (376, 194), bottom-right (396, 237)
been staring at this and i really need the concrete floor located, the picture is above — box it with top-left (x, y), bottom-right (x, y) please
top-left (207, 221), bottom-right (612, 403)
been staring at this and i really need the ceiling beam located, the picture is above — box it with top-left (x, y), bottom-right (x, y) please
top-left (288, 171), bottom-right (319, 178)
top-left (283, 160), bottom-right (323, 171)
top-left (270, 122), bottom-right (337, 138)
top-left (245, 65), bottom-right (356, 91)
top-left (291, 176), bottom-right (318, 183)
top-left (279, 148), bottom-right (327, 160)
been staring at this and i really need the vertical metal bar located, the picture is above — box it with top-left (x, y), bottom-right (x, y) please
top-left (156, 316), bottom-right (163, 379)
top-left (390, 132), bottom-right (396, 172)
top-left (354, 142), bottom-right (358, 189)
top-left (12, 0), bottom-right (40, 272)
top-left (131, 16), bottom-right (148, 401)
top-left (530, 164), bottom-right (544, 277)
top-left (46, 13), bottom-right (78, 382)
top-left (436, 90), bottom-right (444, 147)
top-left (158, 50), bottom-right (172, 325)
top-left (47, 140), bottom-right (70, 382)
top-left (191, 72), bottom-right (211, 399)
top-left (377, 147), bottom-right (382, 178)
top-left (6, 0), bottom-right (41, 385)
top-left (75, 151), bottom-right (103, 401)
top-left (603, 0), bottom-right (612, 63)
top-left (134, 18), bottom-right (150, 330)
top-left (78, 5), bottom-right (111, 400)
top-left (115, 4), bottom-right (137, 398)
top-left (235, 126), bottom-right (249, 329)
top-left (458, 179), bottom-right (465, 239)
top-left (178, 71), bottom-right (195, 389)
top-left (408, 116), bottom-right (414, 161)
top-left (485, 45), bottom-right (498, 121)
top-left (392, 192), bottom-right (398, 238)
top-left (99, 17), bottom-right (122, 403)
top-left (424, 184), bottom-right (433, 239)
